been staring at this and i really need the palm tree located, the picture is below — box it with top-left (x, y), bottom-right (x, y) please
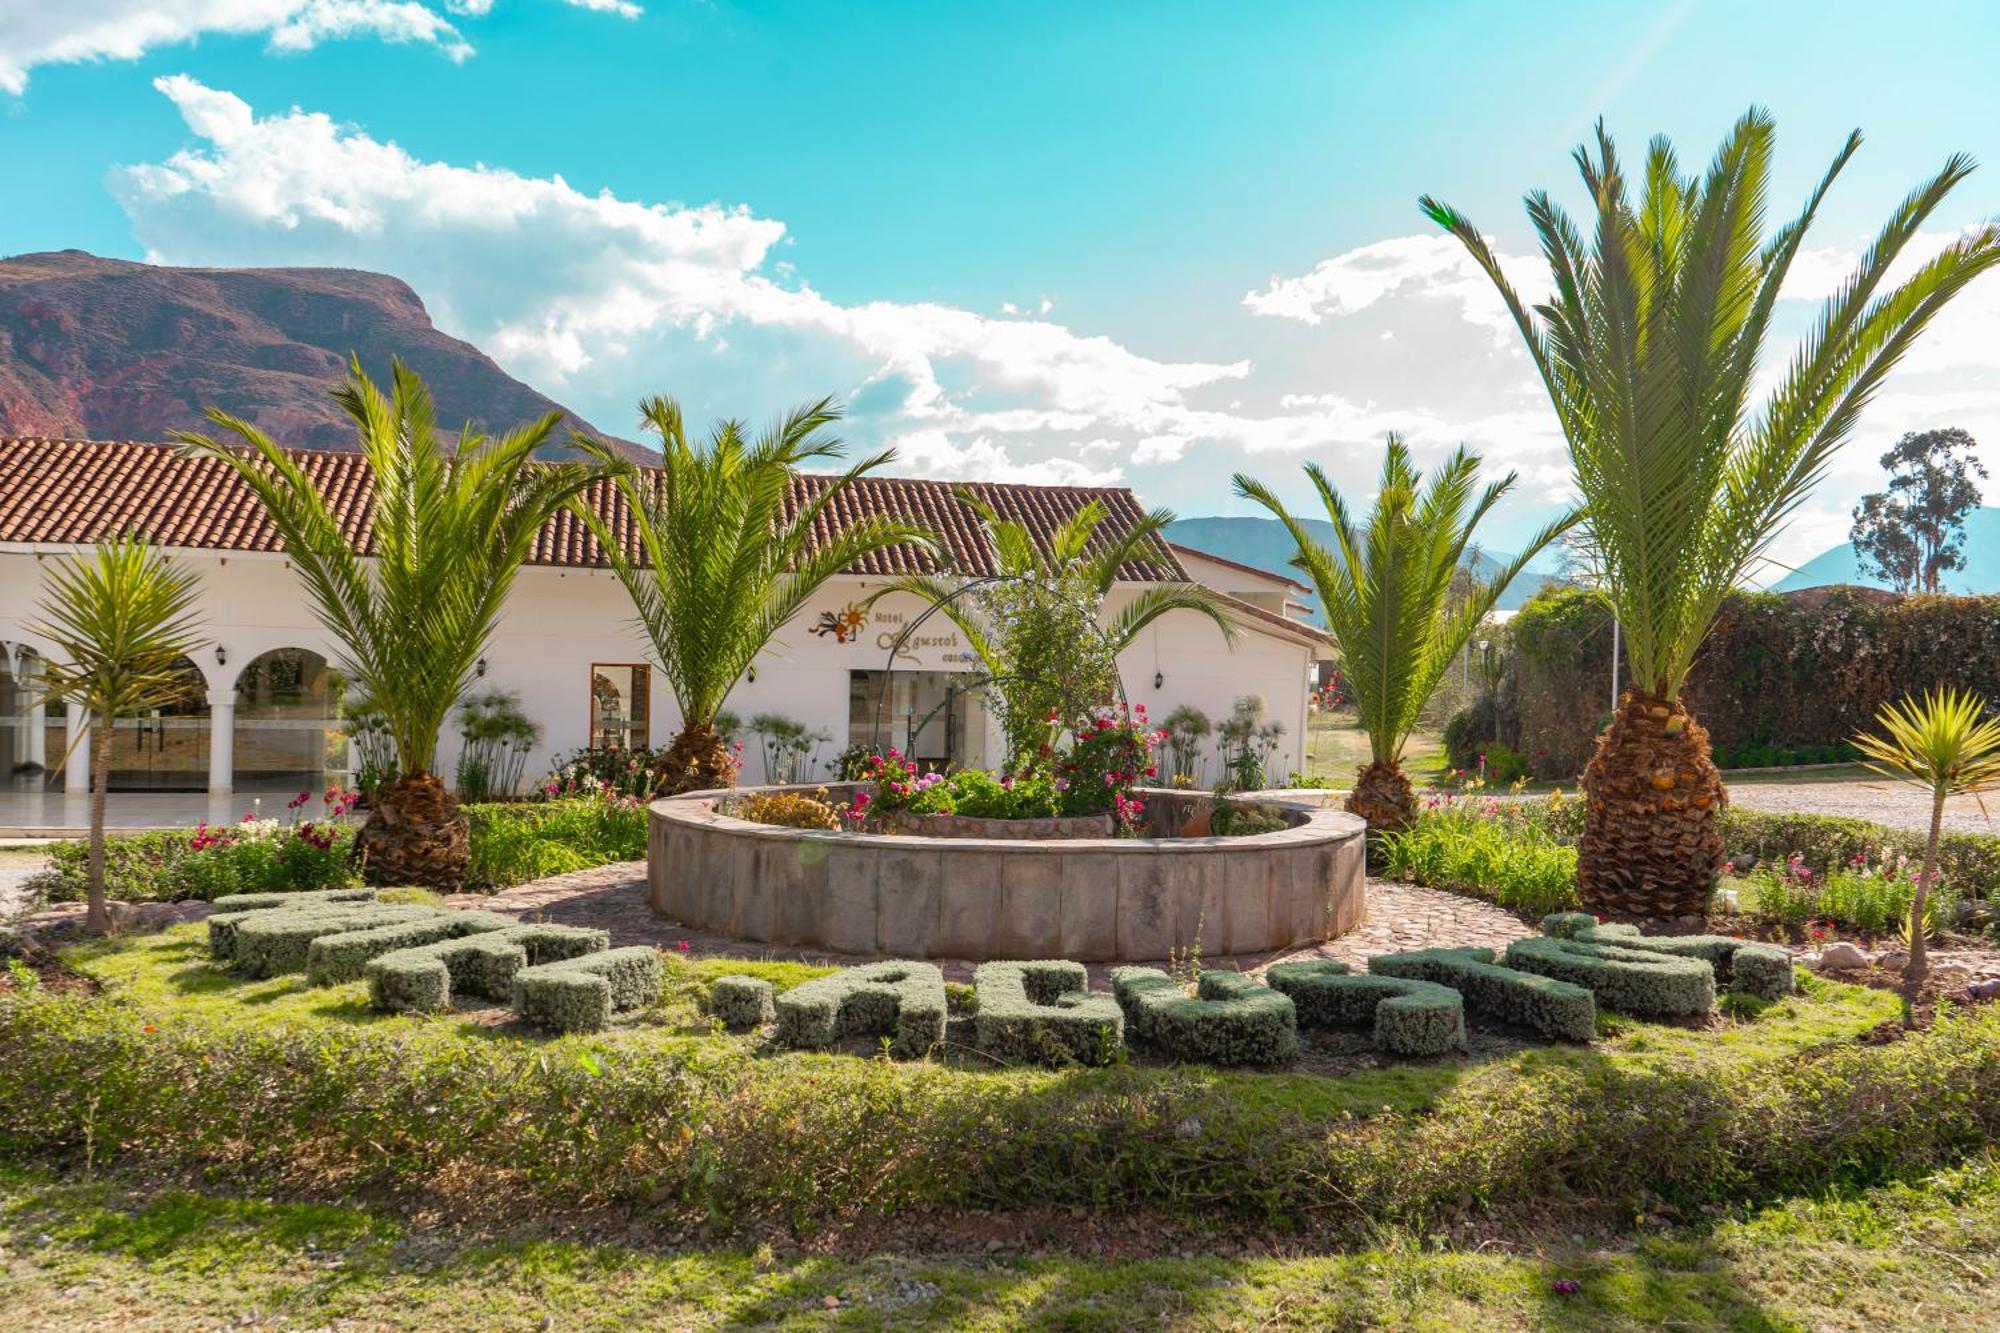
top-left (1852, 688), bottom-right (2000, 989)
top-left (1425, 109), bottom-right (2000, 917)
top-left (177, 360), bottom-right (611, 888)
top-left (27, 536), bottom-right (206, 933)
top-left (1234, 438), bottom-right (1572, 834)
top-left (875, 490), bottom-right (1234, 770)
top-left (571, 396), bottom-right (936, 794)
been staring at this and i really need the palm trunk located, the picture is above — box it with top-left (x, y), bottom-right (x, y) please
top-left (1346, 759), bottom-right (1415, 836)
top-left (355, 771), bottom-right (469, 889)
top-left (1907, 788), bottom-right (1944, 991)
top-left (1578, 691), bottom-right (1726, 921)
top-left (86, 715), bottom-right (112, 934)
top-left (655, 723), bottom-right (739, 796)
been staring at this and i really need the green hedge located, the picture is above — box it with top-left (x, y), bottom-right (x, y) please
top-left (226, 904), bottom-right (442, 979)
top-left (709, 976), bottom-right (777, 1029)
top-left (1265, 960), bottom-right (1465, 1056)
top-left (1546, 915), bottom-right (1795, 1001)
top-left (305, 911), bottom-right (520, 987)
top-left (773, 962), bottom-right (948, 1058)
top-left (32, 823), bottom-right (358, 905)
top-left (970, 961), bottom-right (1123, 1066)
top-left (367, 925), bottom-right (608, 1013)
top-left (5, 985), bottom-right (1995, 1237)
top-left (1111, 968), bottom-right (1298, 1066)
top-left (510, 947), bottom-right (663, 1035)
top-left (1368, 947), bottom-right (1596, 1042)
top-left (1503, 936), bottom-right (1717, 1019)
top-left (1717, 809), bottom-right (2000, 899)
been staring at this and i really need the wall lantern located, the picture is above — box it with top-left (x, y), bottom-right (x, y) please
top-left (475, 657), bottom-right (488, 678)
top-left (1152, 670), bottom-right (1164, 690)
top-left (214, 645), bottom-right (228, 667)
top-left (747, 665), bottom-right (758, 683)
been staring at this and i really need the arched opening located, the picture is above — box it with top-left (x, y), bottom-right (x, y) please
top-left (0, 643), bottom-right (57, 792)
top-left (234, 648), bottom-right (342, 794)
top-left (105, 655), bottom-right (211, 791)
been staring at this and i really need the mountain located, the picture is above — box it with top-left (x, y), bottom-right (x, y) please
top-left (1771, 507), bottom-right (2000, 594)
top-left (0, 250), bottom-right (647, 458)
top-left (1164, 515), bottom-right (1556, 625)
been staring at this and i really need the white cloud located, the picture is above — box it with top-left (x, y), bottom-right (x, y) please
top-left (559, 0), bottom-right (643, 16)
top-left (1243, 234), bottom-right (1550, 346)
top-left (0, 1), bottom-right (470, 94)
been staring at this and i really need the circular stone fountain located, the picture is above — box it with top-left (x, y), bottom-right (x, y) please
top-left (646, 785), bottom-right (1367, 962)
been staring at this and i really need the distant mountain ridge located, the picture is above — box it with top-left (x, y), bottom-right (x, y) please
top-left (0, 249), bottom-right (648, 459)
top-left (1165, 515), bottom-right (1556, 625)
top-left (1772, 507), bottom-right (2000, 594)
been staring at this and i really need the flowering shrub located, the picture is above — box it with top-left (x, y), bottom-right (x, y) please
top-left (1740, 850), bottom-right (1960, 935)
top-left (1381, 793), bottom-right (1582, 918)
top-left (538, 747), bottom-right (669, 801)
top-left (735, 788), bottom-right (842, 831)
top-left (1057, 704), bottom-right (1162, 830)
top-left (35, 788), bottom-right (360, 904)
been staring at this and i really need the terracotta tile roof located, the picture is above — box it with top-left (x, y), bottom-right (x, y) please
top-left (0, 436), bottom-right (1186, 582)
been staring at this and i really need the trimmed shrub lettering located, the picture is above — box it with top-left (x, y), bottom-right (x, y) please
top-left (971, 960), bottom-right (1123, 1066)
top-left (1265, 959), bottom-right (1466, 1056)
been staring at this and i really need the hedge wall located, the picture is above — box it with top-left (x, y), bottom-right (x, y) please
top-left (1484, 585), bottom-right (2000, 776)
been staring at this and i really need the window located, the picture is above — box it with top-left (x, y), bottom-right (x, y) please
top-left (590, 665), bottom-right (649, 750)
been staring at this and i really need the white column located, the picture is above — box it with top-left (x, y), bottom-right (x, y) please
top-left (208, 690), bottom-right (235, 796)
top-left (64, 701), bottom-right (90, 795)
top-left (25, 686), bottom-right (46, 770)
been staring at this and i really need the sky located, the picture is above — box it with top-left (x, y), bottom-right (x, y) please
top-left (4, 0), bottom-right (1999, 577)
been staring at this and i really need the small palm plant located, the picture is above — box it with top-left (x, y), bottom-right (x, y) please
top-left (27, 536), bottom-right (206, 933)
top-left (178, 360), bottom-right (611, 887)
top-left (1234, 437), bottom-right (1573, 834)
top-left (1426, 108), bottom-right (2000, 917)
top-left (572, 397), bottom-right (935, 795)
top-left (1851, 688), bottom-right (2000, 988)
top-left (878, 491), bottom-right (1234, 769)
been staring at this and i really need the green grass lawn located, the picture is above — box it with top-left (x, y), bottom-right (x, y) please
top-left (3, 1154), bottom-right (1996, 1330)
top-left (1303, 713), bottom-right (1448, 787)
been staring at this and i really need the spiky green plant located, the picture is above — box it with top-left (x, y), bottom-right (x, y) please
top-left (1852, 688), bottom-right (2000, 987)
top-left (572, 397), bottom-right (936, 794)
top-left (1234, 437), bottom-right (1572, 833)
top-left (176, 360), bottom-right (611, 886)
top-left (1425, 108), bottom-right (2000, 916)
top-left (27, 536), bottom-right (206, 932)
top-left (875, 490), bottom-right (1234, 769)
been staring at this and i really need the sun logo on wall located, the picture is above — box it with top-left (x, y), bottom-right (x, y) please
top-left (810, 604), bottom-right (869, 643)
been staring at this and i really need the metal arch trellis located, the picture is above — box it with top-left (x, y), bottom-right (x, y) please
top-left (865, 571), bottom-right (1131, 773)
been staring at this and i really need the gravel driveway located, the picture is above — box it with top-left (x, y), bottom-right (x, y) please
top-left (1726, 776), bottom-right (1998, 837)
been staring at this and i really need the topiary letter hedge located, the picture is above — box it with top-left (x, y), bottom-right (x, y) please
top-left (510, 947), bottom-right (663, 1034)
top-left (971, 960), bottom-right (1123, 1066)
top-left (1111, 967), bottom-right (1298, 1066)
top-left (1368, 947), bottom-right (1596, 1041)
top-left (774, 961), bottom-right (948, 1058)
top-left (1265, 960), bottom-right (1466, 1056)
top-left (1503, 936), bottom-right (1716, 1018)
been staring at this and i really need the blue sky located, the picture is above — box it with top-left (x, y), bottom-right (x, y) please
top-left (5, 1), bottom-right (1999, 571)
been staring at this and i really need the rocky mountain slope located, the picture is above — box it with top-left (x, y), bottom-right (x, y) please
top-left (0, 250), bottom-right (645, 457)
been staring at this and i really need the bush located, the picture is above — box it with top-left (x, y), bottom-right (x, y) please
top-left (1111, 967), bottom-right (1298, 1066)
top-left (1265, 960), bottom-right (1465, 1056)
top-left (1380, 802), bottom-right (1580, 917)
top-left (1550, 917), bottom-right (1795, 1001)
top-left (1209, 801), bottom-right (1291, 837)
top-left (303, 910), bottom-right (519, 986)
top-left (366, 924), bottom-right (608, 1013)
top-left (1503, 936), bottom-right (1717, 1019)
top-left (226, 903), bottom-right (441, 978)
top-left (1719, 809), bottom-right (2000, 900)
top-left (773, 961), bottom-right (948, 1058)
top-left (463, 794), bottom-right (649, 891)
top-left (36, 816), bottom-right (358, 904)
top-left (1369, 947), bottom-right (1596, 1042)
top-left (510, 947), bottom-right (663, 1034)
top-left (734, 788), bottom-right (842, 831)
top-left (710, 976), bottom-right (777, 1029)
top-left (971, 961), bottom-right (1123, 1066)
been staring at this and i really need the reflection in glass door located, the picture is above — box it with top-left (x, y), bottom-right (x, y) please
top-left (108, 657), bottom-right (210, 791)
top-left (590, 665), bottom-right (650, 750)
top-left (847, 670), bottom-right (984, 770)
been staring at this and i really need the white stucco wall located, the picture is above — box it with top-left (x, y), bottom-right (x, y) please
top-left (1, 546), bottom-right (1315, 792)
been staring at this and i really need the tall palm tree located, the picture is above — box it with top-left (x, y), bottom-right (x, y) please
top-left (1234, 438), bottom-right (1572, 834)
top-left (27, 536), bottom-right (206, 933)
top-left (1425, 109), bottom-right (2000, 917)
top-left (876, 489), bottom-right (1235, 770)
top-left (572, 397), bottom-right (936, 794)
top-left (1852, 688), bottom-right (2000, 990)
top-left (177, 360), bottom-right (611, 888)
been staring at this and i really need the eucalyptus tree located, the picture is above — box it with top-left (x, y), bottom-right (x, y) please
top-left (875, 491), bottom-right (1234, 770)
top-left (1234, 438), bottom-right (1571, 833)
top-left (572, 397), bottom-right (935, 794)
top-left (28, 536), bottom-right (206, 932)
top-left (178, 360), bottom-right (611, 888)
top-left (1425, 108), bottom-right (2000, 916)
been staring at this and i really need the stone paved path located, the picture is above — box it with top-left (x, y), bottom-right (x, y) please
top-left (452, 862), bottom-right (1533, 984)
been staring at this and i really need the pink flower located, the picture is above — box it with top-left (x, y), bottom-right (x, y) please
top-left (676, 939), bottom-right (691, 953)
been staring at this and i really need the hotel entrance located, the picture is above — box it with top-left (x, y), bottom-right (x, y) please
top-left (847, 670), bottom-right (987, 771)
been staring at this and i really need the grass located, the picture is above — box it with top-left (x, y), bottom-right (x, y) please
top-left (1304, 714), bottom-right (1447, 787)
top-left (3, 1153), bottom-right (1997, 1329)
